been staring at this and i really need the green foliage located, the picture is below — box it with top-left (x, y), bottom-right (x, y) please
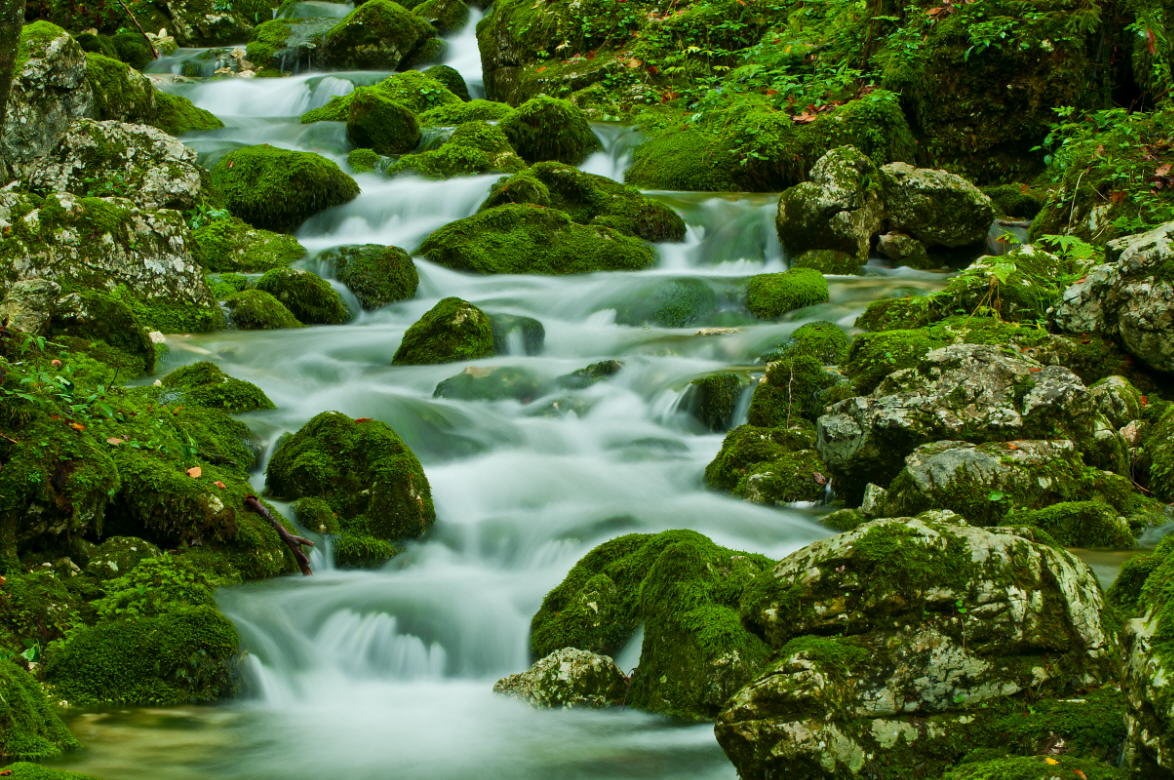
top-left (0, 660), bottom-right (80, 760)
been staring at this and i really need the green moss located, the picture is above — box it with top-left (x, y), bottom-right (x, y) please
top-left (682, 372), bottom-right (750, 432)
top-left (930, 246), bottom-right (1090, 324)
top-left (419, 99), bottom-right (514, 126)
top-left (390, 120), bottom-right (524, 178)
top-left (48, 289), bottom-right (156, 375)
top-left (192, 215), bottom-right (307, 273)
top-left (15, 22), bottom-right (69, 72)
top-left (937, 755), bottom-right (1128, 780)
top-left (84, 52), bottom-right (156, 123)
top-left (92, 554), bottom-right (220, 620)
top-left (0, 571), bottom-right (83, 654)
top-left (747, 355), bottom-right (841, 425)
top-left (392, 296), bottom-right (495, 365)
top-left (760, 321), bottom-right (851, 365)
top-left (422, 64), bottom-right (470, 100)
top-left (745, 268), bottom-right (829, 319)
top-left (1001, 501), bottom-right (1134, 549)
top-left (302, 71), bottom-right (462, 124)
top-left (160, 361), bottom-right (275, 413)
top-left (43, 605), bottom-right (238, 706)
top-left (347, 148), bottom-right (381, 174)
top-left (1145, 406), bottom-right (1174, 503)
top-left (531, 529), bottom-right (773, 720)
top-left (855, 296), bottom-right (936, 332)
top-left (0, 764), bottom-right (100, 779)
top-left (208, 273), bottom-right (250, 299)
top-left (0, 660), bottom-right (80, 760)
top-left (84, 535), bottom-right (161, 581)
top-left (791, 249), bottom-right (862, 275)
top-left (209, 145), bottom-right (360, 233)
top-left (844, 326), bottom-right (951, 393)
top-left (324, 244), bottom-right (419, 310)
top-left (321, 0), bottom-right (436, 69)
top-left (265, 411), bottom-right (436, 541)
top-left (1106, 549), bottom-right (1158, 615)
top-left (625, 127), bottom-right (740, 192)
top-left (417, 204), bottom-right (655, 274)
top-left (346, 87), bottom-right (421, 155)
top-left (112, 30), bottom-right (153, 70)
top-left (982, 184), bottom-right (1045, 219)
top-left (413, 0), bottom-right (469, 33)
top-left (499, 96), bottom-right (601, 165)
top-left (224, 289), bottom-right (303, 330)
top-left (295, 496), bottom-right (339, 534)
top-left (334, 533), bottom-right (399, 568)
top-left (255, 267), bottom-right (351, 325)
top-left (820, 507), bottom-right (868, 531)
top-left (153, 91), bottom-right (224, 135)
top-left (704, 423), bottom-right (828, 504)
top-left (244, 18), bottom-right (297, 71)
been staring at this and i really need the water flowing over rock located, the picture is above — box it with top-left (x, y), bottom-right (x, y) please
top-left (1051, 220), bottom-right (1174, 374)
top-left (493, 648), bottom-right (628, 708)
top-left (718, 512), bottom-right (1119, 779)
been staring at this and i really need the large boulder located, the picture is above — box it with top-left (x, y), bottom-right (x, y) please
top-left (320, 0), bottom-right (436, 70)
top-left (345, 88), bottom-right (420, 156)
top-left (493, 648), bottom-right (628, 709)
top-left (2, 23), bottom-right (94, 165)
top-left (265, 411), bottom-right (435, 541)
top-left (322, 244), bottom-right (418, 310)
top-left (254, 267), bottom-right (350, 325)
top-left (1051, 221), bottom-right (1174, 375)
top-left (746, 269), bottom-right (829, 319)
top-left (816, 344), bottom-right (1125, 498)
top-left (719, 512), bottom-right (1120, 778)
top-left (704, 423), bottom-right (830, 505)
top-left (776, 146), bottom-right (884, 262)
top-left (391, 296), bottom-right (495, 365)
top-left (498, 96), bottom-right (601, 165)
top-left (22, 120), bottom-right (212, 211)
top-left (209, 145), bottom-right (359, 233)
top-left (880, 162), bottom-right (995, 248)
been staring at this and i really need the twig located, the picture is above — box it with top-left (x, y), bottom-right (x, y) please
top-left (245, 495), bottom-right (314, 575)
top-left (115, 0), bottom-right (159, 59)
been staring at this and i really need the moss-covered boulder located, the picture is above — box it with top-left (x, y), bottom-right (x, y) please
top-left (159, 361), bottom-right (275, 413)
top-left (48, 289), bottom-right (157, 374)
top-left (938, 755), bottom-right (1128, 780)
top-left (84, 535), bottom-right (162, 580)
top-left (719, 513), bottom-right (1119, 778)
top-left (320, 0), bottom-right (436, 70)
top-left (930, 243), bottom-right (1084, 323)
top-left (422, 64), bottom-right (470, 101)
top-left (346, 87), bottom-right (421, 156)
top-left (418, 205), bottom-right (655, 274)
top-left (761, 321), bottom-right (850, 365)
top-left (745, 268), bottom-right (829, 319)
top-left (880, 162), bottom-right (995, 249)
top-left (776, 146), bottom-right (884, 262)
top-left (499, 96), bottom-right (601, 165)
top-left (83, 52), bottom-right (155, 123)
top-left (529, 529), bottom-right (773, 720)
top-left (389, 120), bottom-right (524, 178)
top-left (0, 659), bottom-right (80, 760)
top-left (413, 0), bottom-right (469, 33)
top-left (704, 423), bottom-right (829, 505)
top-left (420, 99), bottom-right (513, 126)
top-left (1000, 501), bottom-right (1135, 549)
top-left (875, 232), bottom-right (931, 270)
top-left (334, 533), bottom-right (399, 568)
top-left (43, 605), bottom-right (239, 706)
top-left (192, 215), bottom-right (307, 273)
top-left (494, 647), bottom-right (628, 709)
top-left (153, 91), bottom-right (223, 136)
top-left (265, 411), bottom-right (435, 541)
top-left (392, 296), bottom-right (495, 365)
top-left (483, 162), bottom-right (685, 242)
top-left (255, 267), bottom-right (350, 325)
top-left (322, 244), bottom-right (418, 310)
top-left (1143, 406), bottom-right (1174, 505)
top-left (746, 355), bottom-right (844, 426)
top-left (224, 289), bottom-right (303, 330)
top-left (680, 372), bottom-right (753, 432)
top-left (209, 145), bottom-right (359, 233)
top-left (301, 71), bottom-right (463, 123)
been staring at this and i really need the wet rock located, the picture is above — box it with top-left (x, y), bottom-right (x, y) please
top-left (720, 512), bottom-right (1119, 778)
top-left (22, 119), bottom-right (211, 211)
top-left (881, 162), bottom-right (995, 248)
top-left (682, 372), bottom-right (752, 432)
top-left (776, 146), bottom-right (884, 262)
top-left (1051, 221), bottom-right (1174, 374)
top-left (2, 23), bottom-right (94, 165)
top-left (489, 313), bottom-right (544, 355)
top-left (434, 365), bottom-right (545, 403)
top-left (705, 423), bottom-right (829, 505)
top-left (84, 52), bottom-right (156, 124)
top-left (392, 297), bottom-right (495, 365)
top-left (345, 87), bottom-right (420, 155)
top-left (320, 0), bottom-right (436, 70)
top-left (493, 648), bottom-right (628, 709)
top-left (255, 267), bottom-right (350, 325)
top-left (875, 231), bottom-right (930, 268)
top-left (323, 244), bottom-right (419, 310)
top-left (224, 289), bottom-right (303, 330)
top-left (498, 96), bottom-right (601, 165)
top-left (746, 268), bottom-right (829, 319)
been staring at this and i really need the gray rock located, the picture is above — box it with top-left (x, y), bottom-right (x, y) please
top-left (0, 278), bottom-right (61, 335)
top-left (881, 162), bottom-right (994, 248)
top-left (777, 146), bottom-right (884, 262)
top-left (718, 512), bottom-right (1118, 779)
top-left (23, 120), bottom-right (210, 211)
top-left (2, 25), bottom-right (94, 164)
top-left (1124, 613), bottom-right (1174, 772)
top-left (1051, 221), bottom-right (1174, 374)
top-left (493, 647), bottom-right (628, 709)
top-left (875, 231), bottom-right (930, 268)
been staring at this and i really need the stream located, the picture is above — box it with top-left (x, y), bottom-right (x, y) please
top-left (49, 12), bottom-right (949, 779)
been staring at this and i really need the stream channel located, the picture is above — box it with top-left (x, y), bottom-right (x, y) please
top-left (49, 8), bottom-right (951, 778)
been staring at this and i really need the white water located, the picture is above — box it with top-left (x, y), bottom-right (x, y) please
top-left (55, 18), bottom-right (949, 780)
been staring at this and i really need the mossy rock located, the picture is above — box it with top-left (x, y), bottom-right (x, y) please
top-left (531, 529), bottom-right (773, 720)
top-left (433, 365), bottom-right (545, 403)
top-left (84, 52), bottom-right (156, 123)
top-left (422, 64), bottom-right (470, 100)
top-left (347, 148), bottom-right (382, 174)
top-left (224, 289), bottom-right (303, 330)
top-left (48, 289), bottom-right (156, 375)
top-left (334, 533), bottom-right (399, 568)
top-left (418, 204), bottom-right (655, 274)
top-left (0, 660), bottom-right (80, 760)
top-left (1144, 406), bottom-right (1174, 504)
top-left (192, 215), bottom-right (307, 272)
top-left (84, 535), bottom-right (162, 580)
top-left (390, 120), bottom-right (524, 178)
top-left (760, 321), bottom-right (850, 365)
top-left (160, 361), bottom-right (275, 413)
top-left (791, 249), bottom-right (862, 275)
top-left (705, 423), bottom-right (828, 505)
top-left (680, 372), bottom-right (752, 432)
top-left (112, 30), bottom-right (153, 70)
top-left (346, 87), bottom-right (421, 155)
top-left (983, 184), bottom-right (1045, 219)
top-left (265, 411), bottom-right (436, 541)
top-left (255, 267), bottom-right (351, 325)
top-left (413, 0), bottom-right (469, 33)
top-left (420, 99), bottom-right (516, 126)
top-left (855, 296), bottom-right (936, 332)
top-left (745, 268), bottom-right (829, 319)
top-left (1000, 501), bottom-right (1135, 549)
top-left (747, 355), bottom-right (842, 425)
top-left (301, 70), bottom-right (462, 123)
top-left (490, 313), bottom-right (545, 356)
top-left (208, 273), bottom-right (250, 299)
top-left (613, 277), bottom-right (717, 327)
top-left (322, 244), bottom-right (419, 310)
top-left (295, 496), bottom-right (339, 534)
top-left (43, 605), bottom-right (239, 706)
top-left (321, 0), bottom-right (436, 69)
top-left (936, 755), bottom-right (1128, 780)
top-left (499, 96), bottom-right (601, 165)
top-left (0, 570), bottom-right (83, 654)
top-left (209, 145), bottom-right (359, 233)
top-left (392, 296), bottom-right (495, 365)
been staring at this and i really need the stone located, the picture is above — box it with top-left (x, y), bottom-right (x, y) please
top-left (0, 278), bottom-right (61, 335)
top-left (881, 162), bottom-right (995, 248)
top-left (875, 231), bottom-right (930, 268)
top-left (493, 648), bottom-right (628, 709)
top-left (776, 146), bottom-right (884, 262)
top-left (392, 297), bottom-right (495, 365)
top-left (1051, 221), bottom-right (1174, 374)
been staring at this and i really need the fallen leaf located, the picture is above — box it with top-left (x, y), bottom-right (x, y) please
top-left (792, 112), bottom-right (818, 124)
top-left (354, 417), bottom-right (372, 423)
top-left (1157, 163), bottom-right (1172, 177)
top-left (812, 472), bottom-right (828, 486)
top-left (187, 466), bottom-right (202, 478)
top-left (535, 66), bottom-right (547, 73)
top-left (1147, 27), bottom-right (1157, 55)
top-left (69, 422), bottom-right (86, 431)
top-left (1074, 771), bottom-right (1088, 780)
top-left (105, 437), bottom-right (123, 445)
top-left (1007, 442), bottom-right (1019, 450)
top-left (214, 480), bottom-right (227, 489)
top-left (1110, 190), bottom-right (1126, 204)
top-left (1043, 757), bottom-right (1059, 766)
top-left (1141, 394), bottom-right (1149, 406)
top-left (50, 359), bottom-right (63, 367)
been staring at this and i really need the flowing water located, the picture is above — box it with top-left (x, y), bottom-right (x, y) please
top-left (53, 20), bottom-right (949, 780)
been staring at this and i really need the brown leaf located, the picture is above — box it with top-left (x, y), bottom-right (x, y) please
top-left (105, 437), bottom-right (123, 445)
top-left (354, 417), bottom-right (372, 423)
top-left (187, 466), bottom-right (203, 478)
top-left (1156, 163), bottom-right (1172, 177)
top-left (1028, 367), bottom-right (1041, 373)
top-left (792, 112), bottom-right (818, 124)
top-left (69, 422), bottom-right (86, 431)
top-left (50, 359), bottom-right (63, 367)
top-left (1110, 190), bottom-right (1127, 204)
top-left (812, 472), bottom-right (828, 486)
top-left (1147, 27), bottom-right (1157, 55)
top-left (214, 480), bottom-right (227, 489)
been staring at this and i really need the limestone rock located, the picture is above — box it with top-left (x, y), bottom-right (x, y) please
top-left (493, 648), bottom-right (628, 709)
top-left (1051, 221), bottom-right (1174, 374)
top-left (881, 162), bottom-right (995, 248)
top-left (23, 120), bottom-right (210, 211)
top-left (0, 278), bottom-right (61, 335)
top-left (777, 146), bottom-right (884, 262)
